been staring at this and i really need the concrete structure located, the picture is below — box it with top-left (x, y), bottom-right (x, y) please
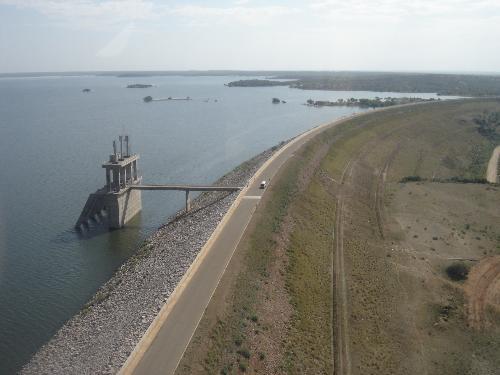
top-left (75, 135), bottom-right (142, 230)
top-left (131, 185), bottom-right (241, 212)
top-left (75, 135), bottom-right (242, 231)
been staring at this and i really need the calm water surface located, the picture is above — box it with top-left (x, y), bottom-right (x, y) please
top-left (0, 75), bottom-right (451, 372)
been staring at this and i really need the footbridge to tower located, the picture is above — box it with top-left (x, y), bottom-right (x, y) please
top-left (130, 184), bottom-right (241, 212)
top-left (75, 135), bottom-right (242, 230)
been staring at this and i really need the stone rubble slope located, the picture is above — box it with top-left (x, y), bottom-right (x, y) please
top-left (21, 143), bottom-right (284, 375)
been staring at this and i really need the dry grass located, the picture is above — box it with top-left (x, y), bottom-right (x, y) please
top-left (177, 99), bottom-right (500, 375)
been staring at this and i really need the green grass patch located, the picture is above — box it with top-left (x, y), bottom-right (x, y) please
top-left (283, 177), bottom-right (335, 374)
top-left (199, 138), bottom-right (309, 373)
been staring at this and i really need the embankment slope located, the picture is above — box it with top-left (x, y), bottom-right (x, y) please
top-left (177, 99), bottom-right (500, 375)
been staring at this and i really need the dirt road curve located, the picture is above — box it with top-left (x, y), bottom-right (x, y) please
top-left (465, 256), bottom-right (500, 330)
top-left (486, 146), bottom-right (500, 183)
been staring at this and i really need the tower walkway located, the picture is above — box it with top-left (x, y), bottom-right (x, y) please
top-left (75, 134), bottom-right (243, 230)
top-left (131, 185), bottom-right (241, 192)
top-left (130, 185), bottom-right (242, 212)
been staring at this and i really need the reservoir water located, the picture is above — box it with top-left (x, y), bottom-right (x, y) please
top-left (0, 75), bottom-right (451, 373)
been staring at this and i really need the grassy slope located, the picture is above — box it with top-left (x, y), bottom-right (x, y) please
top-left (322, 99), bottom-right (500, 374)
top-left (177, 99), bottom-right (500, 375)
top-left (324, 99), bottom-right (500, 374)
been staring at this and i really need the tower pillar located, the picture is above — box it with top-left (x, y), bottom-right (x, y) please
top-left (185, 190), bottom-right (191, 212)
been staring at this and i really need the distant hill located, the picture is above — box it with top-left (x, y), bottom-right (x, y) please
top-left (227, 72), bottom-right (500, 97)
top-left (226, 79), bottom-right (291, 87)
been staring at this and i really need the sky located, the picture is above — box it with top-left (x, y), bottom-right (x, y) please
top-left (0, 0), bottom-right (499, 73)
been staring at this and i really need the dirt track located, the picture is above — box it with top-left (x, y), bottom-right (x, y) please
top-left (334, 159), bottom-right (353, 375)
top-left (332, 124), bottom-right (404, 374)
top-left (465, 256), bottom-right (500, 329)
top-left (375, 145), bottom-right (401, 240)
top-left (486, 146), bottom-right (500, 183)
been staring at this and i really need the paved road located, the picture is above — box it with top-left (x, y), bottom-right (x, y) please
top-left (120, 118), bottom-right (347, 375)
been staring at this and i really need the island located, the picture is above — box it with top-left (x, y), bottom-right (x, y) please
top-left (127, 84), bottom-right (153, 88)
top-left (226, 79), bottom-right (292, 87)
top-left (305, 96), bottom-right (437, 108)
top-left (143, 96), bottom-right (191, 102)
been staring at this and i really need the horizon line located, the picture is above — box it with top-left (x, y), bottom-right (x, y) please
top-left (1, 69), bottom-right (500, 78)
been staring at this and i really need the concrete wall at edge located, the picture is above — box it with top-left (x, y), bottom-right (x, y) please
top-left (104, 189), bottom-right (142, 229)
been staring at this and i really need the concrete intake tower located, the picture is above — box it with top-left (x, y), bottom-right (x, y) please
top-left (75, 135), bottom-right (142, 229)
top-left (76, 135), bottom-right (243, 231)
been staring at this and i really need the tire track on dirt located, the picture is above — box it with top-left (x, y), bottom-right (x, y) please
top-left (486, 146), bottom-right (500, 183)
top-left (465, 256), bottom-right (500, 329)
top-left (332, 127), bottom-right (405, 375)
top-left (374, 145), bottom-right (401, 240)
top-left (333, 159), bottom-right (353, 375)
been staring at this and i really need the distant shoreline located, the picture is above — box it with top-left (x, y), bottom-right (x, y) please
top-left (225, 75), bottom-right (500, 97)
top-left (2, 70), bottom-right (500, 78)
top-left (2, 71), bottom-right (500, 97)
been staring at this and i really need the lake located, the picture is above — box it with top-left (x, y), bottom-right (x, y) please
top-left (0, 74), bottom-right (452, 372)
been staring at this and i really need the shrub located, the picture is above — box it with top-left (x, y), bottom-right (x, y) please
top-left (400, 175), bottom-right (423, 183)
top-left (237, 348), bottom-right (251, 359)
top-left (446, 262), bottom-right (469, 281)
top-left (449, 177), bottom-right (488, 184)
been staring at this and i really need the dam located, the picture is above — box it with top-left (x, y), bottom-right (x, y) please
top-left (75, 135), bottom-right (242, 230)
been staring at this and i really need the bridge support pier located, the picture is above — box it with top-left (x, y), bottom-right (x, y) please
top-left (185, 190), bottom-right (191, 212)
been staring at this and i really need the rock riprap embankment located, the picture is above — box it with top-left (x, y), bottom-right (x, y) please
top-left (21, 143), bottom-right (285, 374)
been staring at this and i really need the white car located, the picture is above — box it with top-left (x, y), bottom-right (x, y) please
top-left (259, 180), bottom-right (267, 189)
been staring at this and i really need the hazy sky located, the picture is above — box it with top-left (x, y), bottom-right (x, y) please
top-left (1, 0), bottom-right (499, 73)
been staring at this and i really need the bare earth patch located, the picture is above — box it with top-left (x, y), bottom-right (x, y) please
top-left (485, 145), bottom-right (500, 183)
top-left (465, 256), bottom-right (500, 330)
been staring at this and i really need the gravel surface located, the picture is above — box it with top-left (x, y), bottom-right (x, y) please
top-left (21, 143), bottom-right (284, 375)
